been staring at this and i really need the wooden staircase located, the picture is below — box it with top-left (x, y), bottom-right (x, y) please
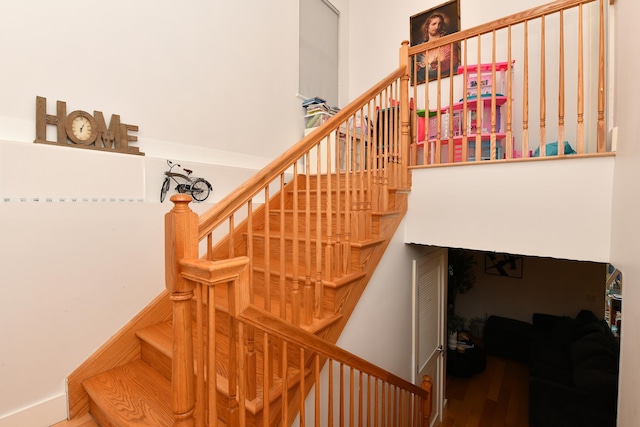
top-left (67, 164), bottom-right (423, 425)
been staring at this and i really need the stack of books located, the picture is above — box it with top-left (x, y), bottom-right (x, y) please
top-left (303, 97), bottom-right (340, 128)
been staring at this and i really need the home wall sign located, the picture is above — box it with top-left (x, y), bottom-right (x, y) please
top-left (33, 96), bottom-right (143, 156)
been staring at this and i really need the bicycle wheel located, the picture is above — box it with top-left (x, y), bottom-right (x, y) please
top-left (160, 178), bottom-right (170, 202)
top-left (191, 179), bottom-right (211, 202)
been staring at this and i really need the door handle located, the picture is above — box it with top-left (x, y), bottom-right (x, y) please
top-left (437, 345), bottom-right (445, 354)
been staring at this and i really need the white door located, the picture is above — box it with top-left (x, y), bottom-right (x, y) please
top-left (412, 249), bottom-right (446, 426)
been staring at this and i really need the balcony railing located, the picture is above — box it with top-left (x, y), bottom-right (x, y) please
top-left (406, 0), bottom-right (610, 166)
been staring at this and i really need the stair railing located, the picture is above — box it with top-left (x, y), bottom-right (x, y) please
top-left (196, 41), bottom-right (411, 330)
top-left (408, 0), bottom-right (609, 165)
top-left (168, 213), bottom-right (433, 426)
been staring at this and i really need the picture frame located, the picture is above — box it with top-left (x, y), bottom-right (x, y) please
top-left (484, 253), bottom-right (524, 278)
top-left (410, 0), bottom-right (461, 84)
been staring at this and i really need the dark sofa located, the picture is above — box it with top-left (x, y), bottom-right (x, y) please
top-left (483, 310), bottom-right (619, 427)
top-left (528, 310), bottom-right (619, 427)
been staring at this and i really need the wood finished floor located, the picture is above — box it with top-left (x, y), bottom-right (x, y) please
top-left (442, 354), bottom-right (530, 427)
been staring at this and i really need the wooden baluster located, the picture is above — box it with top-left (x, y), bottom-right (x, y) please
top-left (435, 58), bottom-right (443, 164)
top-left (328, 360), bottom-right (334, 427)
top-left (165, 194), bottom-right (197, 427)
top-left (292, 163), bottom-right (301, 326)
top-left (358, 371), bottom-right (363, 427)
top-left (357, 108), bottom-right (366, 240)
top-left (491, 31), bottom-right (497, 160)
top-left (507, 26), bottom-right (514, 159)
top-left (577, 4), bottom-right (585, 153)
top-left (315, 143), bottom-right (324, 320)
top-left (299, 348), bottom-right (306, 426)
top-left (228, 214), bottom-right (235, 258)
top-left (264, 186), bottom-right (271, 313)
top-left (245, 326), bottom-right (256, 401)
top-left (462, 38), bottom-right (468, 162)
top-left (523, 20), bottom-right (530, 157)
top-left (386, 383), bottom-right (391, 427)
top-left (597, 0), bottom-right (606, 152)
top-left (238, 322), bottom-right (247, 426)
top-left (421, 376), bottom-right (432, 427)
top-left (335, 129), bottom-right (343, 280)
top-left (540, 15), bottom-right (547, 155)
top-left (367, 375), bottom-right (372, 427)
top-left (365, 101), bottom-right (373, 239)
top-left (343, 126), bottom-right (352, 276)
top-left (372, 95), bottom-right (381, 210)
top-left (423, 51), bottom-right (431, 165)
top-left (279, 173), bottom-right (286, 321)
top-left (400, 39), bottom-right (409, 182)
top-left (475, 35), bottom-right (482, 161)
top-left (374, 378), bottom-right (379, 427)
top-left (315, 354), bottom-right (321, 427)
top-left (349, 367), bottom-right (355, 426)
top-left (208, 286), bottom-right (218, 426)
top-left (281, 341), bottom-right (289, 424)
top-left (195, 283), bottom-right (205, 427)
top-left (304, 152), bottom-right (313, 325)
top-left (558, 10), bottom-right (566, 156)
top-left (325, 133), bottom-right (335, 283)
top-left (448, 44), bottom-right (455, 163)
top-left (340, 363), bottom-right (345, 425)
top-left (262, 331), bottom-right (270, 427)
top-left (226, 280), bottom-right (239, 427)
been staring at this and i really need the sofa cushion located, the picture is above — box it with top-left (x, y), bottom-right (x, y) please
top-left (550, 316), bottom-right (588, 349)
top-left (575, 309), bottom-right (599, 324)
top-left (532, 312), bottom-right (561, 332)
top-left (571, 332), bottom-right (619, 395)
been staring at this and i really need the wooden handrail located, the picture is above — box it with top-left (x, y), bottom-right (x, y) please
top-left (198, 67), bottom-right (406, 240)
top-left (408, 0), bottom-right (597, 55)
top-left (238, 305), bottom-right (427, 399)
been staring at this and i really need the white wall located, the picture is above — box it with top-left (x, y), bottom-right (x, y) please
top-left (609, 0), bottom-right (640, 425)
top-left (0, 0), bottom-right (354, 424)
top-left (404, 156), bottom-right (615, 263)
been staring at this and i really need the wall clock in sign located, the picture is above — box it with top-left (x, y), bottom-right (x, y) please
top-left (34, 96), bottom-right (143, 156)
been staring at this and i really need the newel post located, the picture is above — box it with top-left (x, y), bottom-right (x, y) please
top-left (399, 40), bottom-right (411, 188)
top-left (421, 375), bottom-right (433, 427)
top-left (165, 194), bottom-right (199, 427)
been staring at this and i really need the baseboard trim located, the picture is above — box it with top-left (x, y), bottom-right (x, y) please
top-left (0, 393), bottom-right (67, 427)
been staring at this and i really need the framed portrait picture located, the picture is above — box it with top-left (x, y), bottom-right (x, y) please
top-left (484, 253), bottom-right (524, 279)
top-left (410, 0), bottom-right (461, 84)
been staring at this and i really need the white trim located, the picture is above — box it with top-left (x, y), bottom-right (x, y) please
top-left (0, 393), bottom-right (67, 427)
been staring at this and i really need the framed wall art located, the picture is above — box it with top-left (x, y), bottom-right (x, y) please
top-left (485, 252), bottom-right (524, 279)
top-left (410, 0), bottom-right (461, 84)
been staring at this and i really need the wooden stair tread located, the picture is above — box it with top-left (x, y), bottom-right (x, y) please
top-left (51, 414), bottom-right (98, 427)
top-left (83, 359), bottom-right (173, 427)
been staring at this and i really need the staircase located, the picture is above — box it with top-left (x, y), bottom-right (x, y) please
top-left (69, 165), bottom-right (419, 426)
top-left (62, 0), bottom-right (610, 424)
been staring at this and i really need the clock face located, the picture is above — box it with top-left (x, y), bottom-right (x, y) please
top-left (65, 110), bottom-right (97, 145)
top-left (71, 116), bottom-right (92, 141)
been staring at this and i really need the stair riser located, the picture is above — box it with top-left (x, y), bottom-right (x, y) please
top-left (288, 191), bottom-right (370, 211)
top-left (251, 272), bottom-right (337, 316)
top-left (250, 235), bottom-right (362, 276)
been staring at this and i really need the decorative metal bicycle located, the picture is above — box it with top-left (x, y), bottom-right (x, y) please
top-left (160, 159), bottom-right (212, 202)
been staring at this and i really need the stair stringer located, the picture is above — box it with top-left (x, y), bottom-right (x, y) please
top-left (66, 290), bottom-right (172, 419)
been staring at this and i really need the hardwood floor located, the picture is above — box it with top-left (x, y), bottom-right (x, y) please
top-left (442, 355), bottom-right (530, 427)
